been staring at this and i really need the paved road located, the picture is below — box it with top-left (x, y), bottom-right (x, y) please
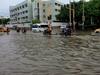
top-left (0, 31), bottom-right (100, 75)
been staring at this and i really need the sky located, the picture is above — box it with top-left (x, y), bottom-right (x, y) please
top-left (0, 0), bottom-right (80, 17)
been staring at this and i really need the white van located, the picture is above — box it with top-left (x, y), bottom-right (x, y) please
top-left (32, 23), bottom-right (48, 32)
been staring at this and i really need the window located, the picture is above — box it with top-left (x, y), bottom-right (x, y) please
top-left (43, 4), bottom-right (45, 6)
top-left (55, 3), bottom-right (57, 6)
top-left (18, 13), bottom-right (20, 15)
top-left (15, 8), bottom-right (17, 11)
top-left (17, 7), bottom-right (19, 10)
top-left (25, 4), bottom-right (27, 7)
top-left (37, 3), bottom-right (39, 7)
top-left (20, 12), bottom-right (22, 15)
top-left (10, 15), bottom-right (11, 17)
top-left (26, 16), bottom-right (28, 19)
top-left (10, 10), bottom-right (12, 12)
top-left (26, 10), bottom-right (28, 13)
top-left (18, 18), bottom-right (20, 20)
top-left (43, 15), bottom-right (46, 18)
top-left (23, 11), bottom-right (25, 14)
top-left (58, 4), bottom-right (60, 6)
top-left (23, 17), bottom-right (25, 19)
top-left (21, 17), bottom-right (25, 19)
top-left (20, 6), bottom-right (21, 9)
top-left (43, 9), bottom-right (45, 12)
top-left (22, 5), bottom-right (24, 8)
top-left (55, 9), bottom-right (57, 11)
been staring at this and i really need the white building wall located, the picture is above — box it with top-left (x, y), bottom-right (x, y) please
top-left (9, 0), bottom-right (32, 24)
top-left (10, 0), bottom-right (63, 24)
top-left (32, 0), bottom-right (63, 23)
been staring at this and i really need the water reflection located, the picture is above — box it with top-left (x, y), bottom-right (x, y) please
top-left (0, 31), bottom-right (100, 75)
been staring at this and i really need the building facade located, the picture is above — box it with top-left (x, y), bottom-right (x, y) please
top-left (9, 0), bottom-right (63, 24)
top-left (9, 0), bottom-right (33, 24)
top-left (32, 0), bottom-right (63, 22)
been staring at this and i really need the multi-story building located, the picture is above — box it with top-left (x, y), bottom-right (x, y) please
top-left (0, 16), bottom-right (9, 19)
top-left (9, 0), bottom-right (63, 24)
top-left (9, 0), bottom-right (33, 24)
top-left (32, 0), bottom-right (63, 22)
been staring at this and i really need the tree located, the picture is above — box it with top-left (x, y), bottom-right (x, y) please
top-left (0, 18), bottom-right (10, 25)
top-left (32, 19), bottom-right (40, 24)
top-left (56, 0), bottom-right (100, 29)
top-left (56, 5), bottom-right (69, 22)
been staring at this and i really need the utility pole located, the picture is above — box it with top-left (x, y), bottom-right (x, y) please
top-left (82, 0), bottom-right (85, 30)
top-left (72, 0), bottom-right (75, 32)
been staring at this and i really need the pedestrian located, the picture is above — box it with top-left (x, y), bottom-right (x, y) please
top-left (16, 27), bottom-right (20, 33)
top-left (7, 27), bottom-right (10, 34)
top-left (22, 27), bottom-right (27, 33)
top-left (67, 26), bottom-right (71, 36)
top-left (63, 27), bottom-right (68, 36)
top-left (47, 24), bottom-right (52, 35)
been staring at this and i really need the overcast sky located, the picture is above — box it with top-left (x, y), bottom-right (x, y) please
top-left (0, 0), bottom-right (80, 17)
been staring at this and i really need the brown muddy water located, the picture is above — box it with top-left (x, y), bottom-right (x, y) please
top-left (0, 31), bottom-right (100, 75)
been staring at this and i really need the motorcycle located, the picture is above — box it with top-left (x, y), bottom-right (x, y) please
top-left (43, 29), bottom-right (52, 35)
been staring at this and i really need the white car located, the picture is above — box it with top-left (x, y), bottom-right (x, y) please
top-left (32, 24), bottom-right (48, 32)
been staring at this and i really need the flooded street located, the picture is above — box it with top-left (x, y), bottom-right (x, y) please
top-left (0, 31), bottom-right (100, 75)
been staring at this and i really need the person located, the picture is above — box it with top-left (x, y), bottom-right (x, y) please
top-left (43, 24), bottom-right (52, 35)
top-left (16, 27), bottom-right (20, 33)
top-left (63, 27), bottom-right (68, 36)
top-left (62, 25), bottom-right (71, 36)
top-left (47, 24), bottom-right (52, 35)
top-left (22, 27), bottom-right (27, 33)
top-left (7, 27), bottom-right (10, 34)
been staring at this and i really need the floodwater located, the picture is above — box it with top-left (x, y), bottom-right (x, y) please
top-left (0, 31), bottom-right (100, 75)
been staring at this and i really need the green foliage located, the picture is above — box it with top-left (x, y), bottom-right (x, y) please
top-left (56, 0), bottom-right (100, 27)
top-left (32, 19), bottom-right (40, 24)
top-left (0, 18), bottom-right (10, 25)
top-left (56, 5), bottom-right (69, 22)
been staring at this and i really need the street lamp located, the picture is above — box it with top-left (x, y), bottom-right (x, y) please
top-left (69, 0), bottom-right (72, 28)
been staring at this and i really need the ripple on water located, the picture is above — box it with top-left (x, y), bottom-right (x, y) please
top-left (0, 31), bottom-right (100, 75)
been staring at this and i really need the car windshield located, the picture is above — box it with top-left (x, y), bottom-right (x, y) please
top-left (40, 25), bottom-right (48, 28)
top-left (32, 25), bottom-right (39, 28)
